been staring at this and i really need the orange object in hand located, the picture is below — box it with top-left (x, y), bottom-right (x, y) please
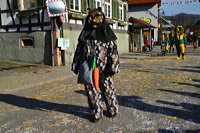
top-left (93, 67), bottom-right (99, 92)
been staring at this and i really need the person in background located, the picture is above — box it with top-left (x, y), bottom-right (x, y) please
top-left (194, 30), bottom-right (200, 49)
top-left (169, 32), bottom-right (175, 53)
top-left (151, 38), bottom-right (154, 50)
top-left (173, 25), bottom-right (188, 59)
top-left (144, 39), bottom-right (151, 51)
top-left (164, 33), bottom-right (170, 54)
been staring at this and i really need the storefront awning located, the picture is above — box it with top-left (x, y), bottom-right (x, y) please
top-left (129, 17), bottom-right (156, 28)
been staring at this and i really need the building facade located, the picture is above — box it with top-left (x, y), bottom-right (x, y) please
top-left (128, 0), bottom-right (161, 51)
top-left (0, 0), bottom-right (129, 66)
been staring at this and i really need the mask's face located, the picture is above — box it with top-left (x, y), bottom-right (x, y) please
top-left (175, 26), bottom-right (184, 35)
top-left (87, 8), bottom-right (104, 29)
top-left (176, 28), bottom-right (180, 34)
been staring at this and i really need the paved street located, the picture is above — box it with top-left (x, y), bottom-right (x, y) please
top-left (0, 46), bottom-right (200, 133)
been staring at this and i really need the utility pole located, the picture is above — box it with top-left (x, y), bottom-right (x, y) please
top-left (158, 8), bottom-right (165, 38)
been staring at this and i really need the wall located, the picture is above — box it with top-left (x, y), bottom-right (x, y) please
top-left (115, 32), bottom-right (129, 54)
top-left (129, 4), bottom-right (158, 27)
top-left (0, 32), bottom-right (50, 64)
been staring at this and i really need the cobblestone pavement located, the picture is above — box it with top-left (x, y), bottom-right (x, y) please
top-left (0, 46), bottom-right (200, 133)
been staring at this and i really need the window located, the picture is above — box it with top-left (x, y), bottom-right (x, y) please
top-left (22, 0), bottom-right (36, 10)
top-left (20, 36), bottom-right (34, 48)
top-left (119, 3), bottom-right (123, 20)
top-left (105, 0), bottom-right (111, 18)
top-left (70, 0), bottom-right (81, 11)
top-left (12, 0), bottom-right (44, 11)
top-left (94, 0), bottom-right (101, 8)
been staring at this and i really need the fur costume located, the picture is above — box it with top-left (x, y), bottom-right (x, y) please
top-left (160, 33), bottom-right (170, 56)
top-left (71, 8), bottom-right (119, 122)
top-left (194, 30), bottom-right (200, 48)
top-left (164, 33), bottom-right (170, 52)
top-left (173, 25), bottom-right (187, 59)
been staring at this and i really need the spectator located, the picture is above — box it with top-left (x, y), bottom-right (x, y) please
top-left (144, 39), bottom-right (151, 51)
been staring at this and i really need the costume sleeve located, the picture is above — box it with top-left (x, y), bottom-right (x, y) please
top-left (106, 41), bottom-right (120, 76)
top-left (71, 42), bottom-right (85, 74)
top-left (166, 38), bottom-right (170, 44)
top-left (184, 35), bottom-right (188, 44)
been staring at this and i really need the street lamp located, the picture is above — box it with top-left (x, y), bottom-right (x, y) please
top-left (158, 8), bottom-right (165, 37)
top-left (158, 8), bottom-right (165, 17)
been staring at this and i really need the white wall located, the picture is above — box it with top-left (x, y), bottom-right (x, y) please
top-left (128, 4), bottom-right (158, 27)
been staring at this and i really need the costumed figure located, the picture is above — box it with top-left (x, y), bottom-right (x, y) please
top-left (173, 25), bottom-right (187, 59)
top-left (164, 33), bottom-right (170, 53)
top-left (187, 32), bottom-right (194, 46)
top-left (194, 30), bottom-right (200, 49)
top-left (160, 33), bottom-right (169, 56)
top-left (169, 32), bottom-right (175, 53)
top-left (71, 8), bottom-right (119, 122)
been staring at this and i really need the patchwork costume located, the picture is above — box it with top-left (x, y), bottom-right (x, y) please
top-left (173, 25), bottom-right (187, 59)
top-left (71, 8), bottom-right (119, 122)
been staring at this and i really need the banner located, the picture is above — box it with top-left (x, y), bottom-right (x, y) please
top-left (161, 0), bottom-right (199, 6)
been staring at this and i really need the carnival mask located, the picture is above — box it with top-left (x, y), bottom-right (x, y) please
top-left (87, 7), bottom-right (104, 29)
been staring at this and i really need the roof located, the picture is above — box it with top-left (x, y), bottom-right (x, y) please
top-left (129, 17), bottom-right (156, 28)
top-left (128, 0), bottom-right (161, 5)
top-left (158, 17), bottom-right (175, 27)
top-left (195, 20), bottom-right (200, 25)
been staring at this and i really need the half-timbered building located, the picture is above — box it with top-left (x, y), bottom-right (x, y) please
top-left (0, 0), bottom-right (129, 66)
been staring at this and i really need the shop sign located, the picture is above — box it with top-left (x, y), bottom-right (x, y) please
top-left (140, 17), bottom-right (152, 24)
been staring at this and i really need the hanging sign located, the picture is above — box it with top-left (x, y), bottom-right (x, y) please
top-left (46, 0), bottom-right (67, 17)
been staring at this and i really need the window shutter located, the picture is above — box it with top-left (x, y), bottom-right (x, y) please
top-left (37, 0), bottom-right (45, 8)
top-left (67, 0), bottom-right (71, 9)
top-left (116, 1), bottom-right (119, 19)
top-left (124, 4), bottom-right (127, 21)
top-left (112, 0), bottom-right (118, 20)
top-left (81, 0), bottom-right (87, 13)
top-left (89, 0), bottom-right (94, 9)
top-left (112, 0), bottom-right (115, 19)
top-left (12, 0), bottom-right (19, 11)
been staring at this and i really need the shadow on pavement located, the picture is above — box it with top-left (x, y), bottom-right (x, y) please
top-left (0, 94), bottom-right (90, 121)
top-left (169, 65), bottom-right (200, 73)
top-left (181, 66), bottom-right (200, 69)
top-left (168, 68), bottom-right (200, 73)
top-left (191, 79), bottom-right (200, 83)
top-left (0, 65), bottom-right (37, 71)
top-left (74, 90), bottom-right (86, 96)
top-left (117, 95), bottom-right (200, 124)
top-left (158, 89), bottom-right (200, 98)
top-left (156, 100), bottom-right (200, 112)
top-left (158, 129), bottom-right (200, 133)
top-left (75, 90), bottom-right (200, 124)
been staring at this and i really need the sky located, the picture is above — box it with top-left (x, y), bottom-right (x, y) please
top-left (160, 0), bottom-right (200, 16)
